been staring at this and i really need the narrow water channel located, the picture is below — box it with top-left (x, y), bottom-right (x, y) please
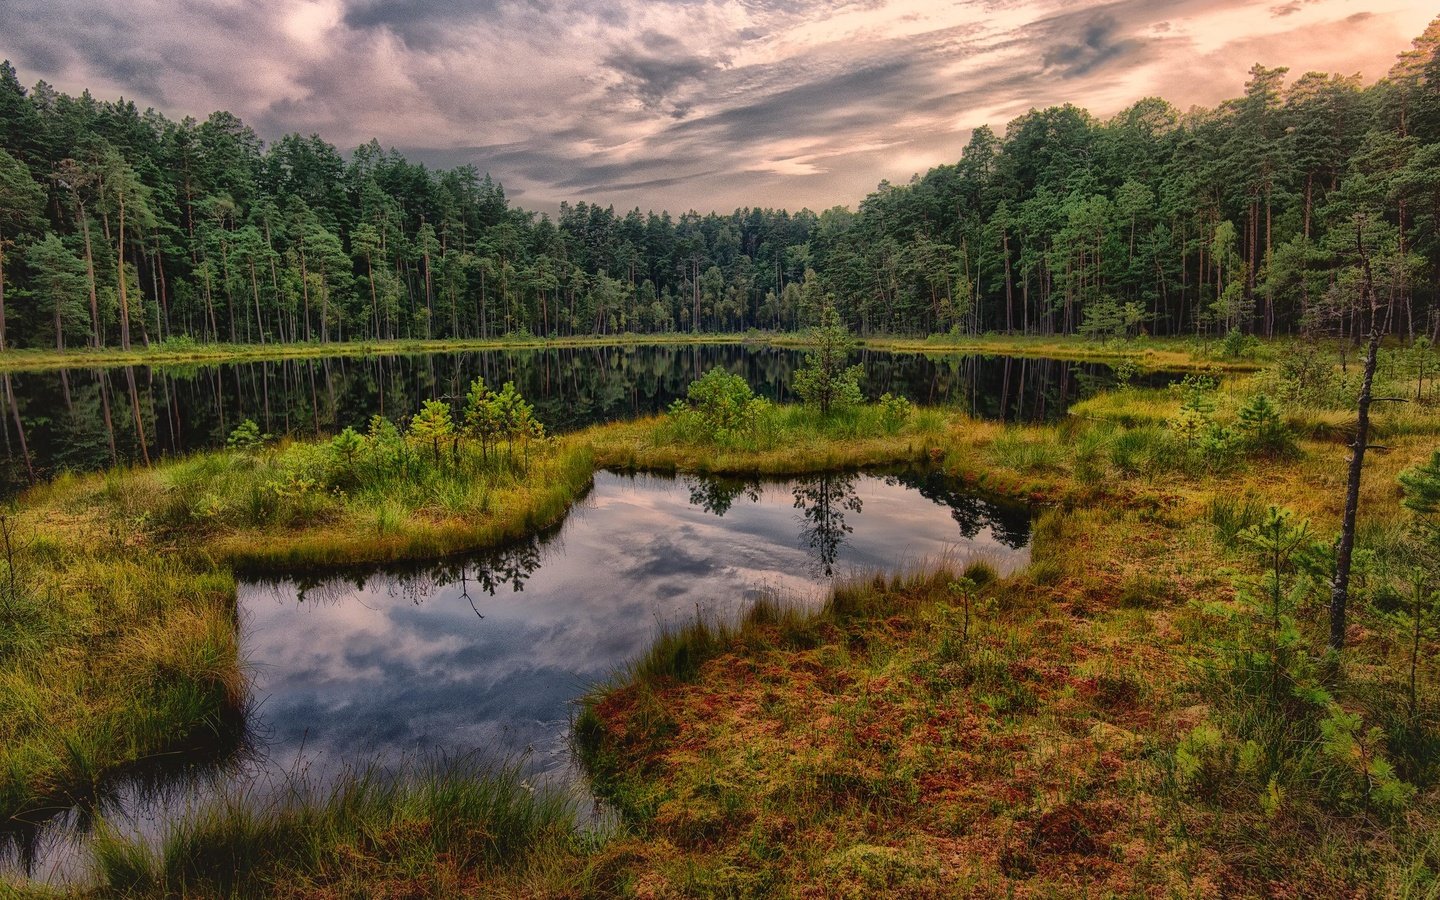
top-left (4, 468), bottom-right (1031, 885)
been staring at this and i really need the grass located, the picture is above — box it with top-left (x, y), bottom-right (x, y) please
top-left (0, 332), bottom-right (753, 374)
top-left (6, 342), bottom-right (1440, 895)
top-left (572, 415), bottom-right (1440, 894)
top-left (0, 538), bottom-right (244, 868)
top-left (0, 330), bottom-right (1251, 375)
top-left (89, 760), bottom-right (597, 897)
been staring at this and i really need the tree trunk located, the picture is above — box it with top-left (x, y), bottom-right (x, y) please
top-left (117, 192), bottom-right (132, 351)
top-left (249, 258), bottom-right (265, 344)
top-left (1329, 223), bottom-right (1382, 652)
top-left (0, 229), bottom-right (8, 352)
top-left (79, 205), bottom-right (101, 348)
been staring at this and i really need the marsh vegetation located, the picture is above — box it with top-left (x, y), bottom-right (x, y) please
top-left (0, 327), bottom-right (1438, 896)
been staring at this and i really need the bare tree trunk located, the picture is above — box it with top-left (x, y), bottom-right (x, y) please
top-left (117, 192), bottom-right (132, 351)
top-left (1329, 221), bottom-right (1383, 652)
top-left (79, 205), bottom-right (101, 348)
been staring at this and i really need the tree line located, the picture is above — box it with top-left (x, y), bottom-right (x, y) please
top-left (0, 18), bottom-right (1437, 350)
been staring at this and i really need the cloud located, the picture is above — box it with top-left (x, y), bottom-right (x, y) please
top-left (1041, 14), bottom-right (1144, 77)
top-left (2, 0), bottom-right (1432, 213)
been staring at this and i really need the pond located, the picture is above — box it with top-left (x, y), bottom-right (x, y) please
top-left (0, 343), bottom-right (1170, 493)
top-left (4, 467), bottom-right (1031, 884)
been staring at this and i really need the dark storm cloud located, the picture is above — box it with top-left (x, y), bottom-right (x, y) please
top-left (1041, 14), bottom-right (1144, 77)
top-left (604, 31), bottom-right (726, 111)
top-left (0, 0), bottom-right (1427, 212)
top-left (341, 0), bottom-right (509, 48)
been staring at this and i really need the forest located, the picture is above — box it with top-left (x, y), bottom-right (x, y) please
top-left (0, 19), bottom-right (1438, 351)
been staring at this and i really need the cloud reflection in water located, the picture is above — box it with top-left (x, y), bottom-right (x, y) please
top-left (240, 470), bottom-right (1031, 782)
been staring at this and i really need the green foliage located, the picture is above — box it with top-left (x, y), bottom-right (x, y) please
top-left (225, 419), bottom-right (266, 452)
top-left (665, 368), bottom-right (775, 447)
top-left (1318, 709), bottom-right (1416, 815)
top-left (1392, 454), bottom-right (1440, 721)
top-left (878, 392), bottom-right (913, 434)
top-left (1166, 376), bottom-right (1238, 472)
top-left (1268, 342), bottom-right (1349, 407)
top-left (408, 399), bottom-right (454, 463)
top-left (1220, 329), bottom-right (1260, 359)
top-left (1400, 450), bottom-right (1440, 517)
top-left (1235, 393), bottom-right (1296, 457)
top-left (1078, 296), bottom-right (1146, 342)
top-left (1191, 504), bottom-right (1417, 819)
top-left (793, 305), bottom-right (863, 415)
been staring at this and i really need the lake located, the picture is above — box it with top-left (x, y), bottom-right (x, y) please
top-left (0, 343), bottom-right (1167, 493)
top-left (4, 467), bottom-right (1030, 884)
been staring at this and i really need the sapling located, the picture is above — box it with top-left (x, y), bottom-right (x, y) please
top-left (793, 304), bottom-right (863, 416)
top-left (1237, 506), bottom-right (1313, 702)
top-left (409, 399), bottom-right (454, 465)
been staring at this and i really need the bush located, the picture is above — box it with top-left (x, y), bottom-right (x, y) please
top-left (878, 392), bottom-right (913, 434)
top-left (665, 368), bottom-right (775, 447)
top-left (1235, 393), bottom-right (1296, 458)
top-left (1220, 329), bottom-right (1259, 359)
top-left (226, 419), bottom-right (267, 452)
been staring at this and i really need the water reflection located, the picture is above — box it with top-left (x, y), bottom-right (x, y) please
top-left (793, 473), bottom-right (864, 577)
top-left (0, 345), bottom-right (1179, 493)
top-left (229, 469), bottom-right (1032, 788)
top-left (5, 468), bottom-right (1031, 884)
top-left (0, 705), bottom-right (253, 880)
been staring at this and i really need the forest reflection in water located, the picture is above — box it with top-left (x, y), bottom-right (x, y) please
top-left (0, 344), bottom-right (1173, 493)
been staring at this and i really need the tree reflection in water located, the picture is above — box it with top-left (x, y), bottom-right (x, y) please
top-left (289, 536), bottom-right (548, 620)
top-left (680, 469), bottom-right (1031, 577)
top-left (792, 473), bottom-right (863, 578)
top-left (683, 474), bottom-right (761, 516)
top-left (882, 470), bottom-right (1032, 549)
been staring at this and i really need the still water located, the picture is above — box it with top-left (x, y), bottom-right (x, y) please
top-left (6, 468), bottom-right (1030, 883)
top-left (0, 343), bottom-right (1165, 492)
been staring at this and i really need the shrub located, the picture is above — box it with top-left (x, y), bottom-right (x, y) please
top-left (666, 368), bottom-right (775, 447)
top-left (1220, 329), bottom-right (1259, 359)
top-left (1236, 393), bottom-right (1296, 458)
top-left (878, 392), bottom-right (913, 433)
top-left (226, 419), bottom-right (267, 452)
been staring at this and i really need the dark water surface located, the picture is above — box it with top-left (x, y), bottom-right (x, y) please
top-left (0, 343), bottom-right (1167, 493)
top-left (4, 468), bottom-right (1030, 884)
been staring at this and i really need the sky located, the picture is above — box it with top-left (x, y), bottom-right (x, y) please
top-left (2, 0), bottom-right (1434, 213)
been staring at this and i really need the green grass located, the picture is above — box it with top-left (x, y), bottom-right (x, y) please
top-left (0, 329), bottom-right (1251, 375)
top-left (90, 761), bottom-right (595, 897)
top-left (0, 332), bottom-right (754, 374)
top-left (0, 544), bottom-right (244, 864)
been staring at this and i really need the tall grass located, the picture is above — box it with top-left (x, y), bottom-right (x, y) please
top-left (0, 545), bottom-right (245, 858)
top-left (91, 760), bottom-right (586, 896)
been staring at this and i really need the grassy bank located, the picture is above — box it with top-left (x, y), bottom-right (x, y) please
top-left (0, 397), bottom-right (970, 864)
top-left (0, 330), bottom-right (1263, 374)
top-left (574, 401), bottom-right (1440, 895)
top-left (0, 332), bottom-right (750, 374)
top-left (0, 494), bottom-right (244, 864)
top-left (87, 762), bottom-right (599, 897)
